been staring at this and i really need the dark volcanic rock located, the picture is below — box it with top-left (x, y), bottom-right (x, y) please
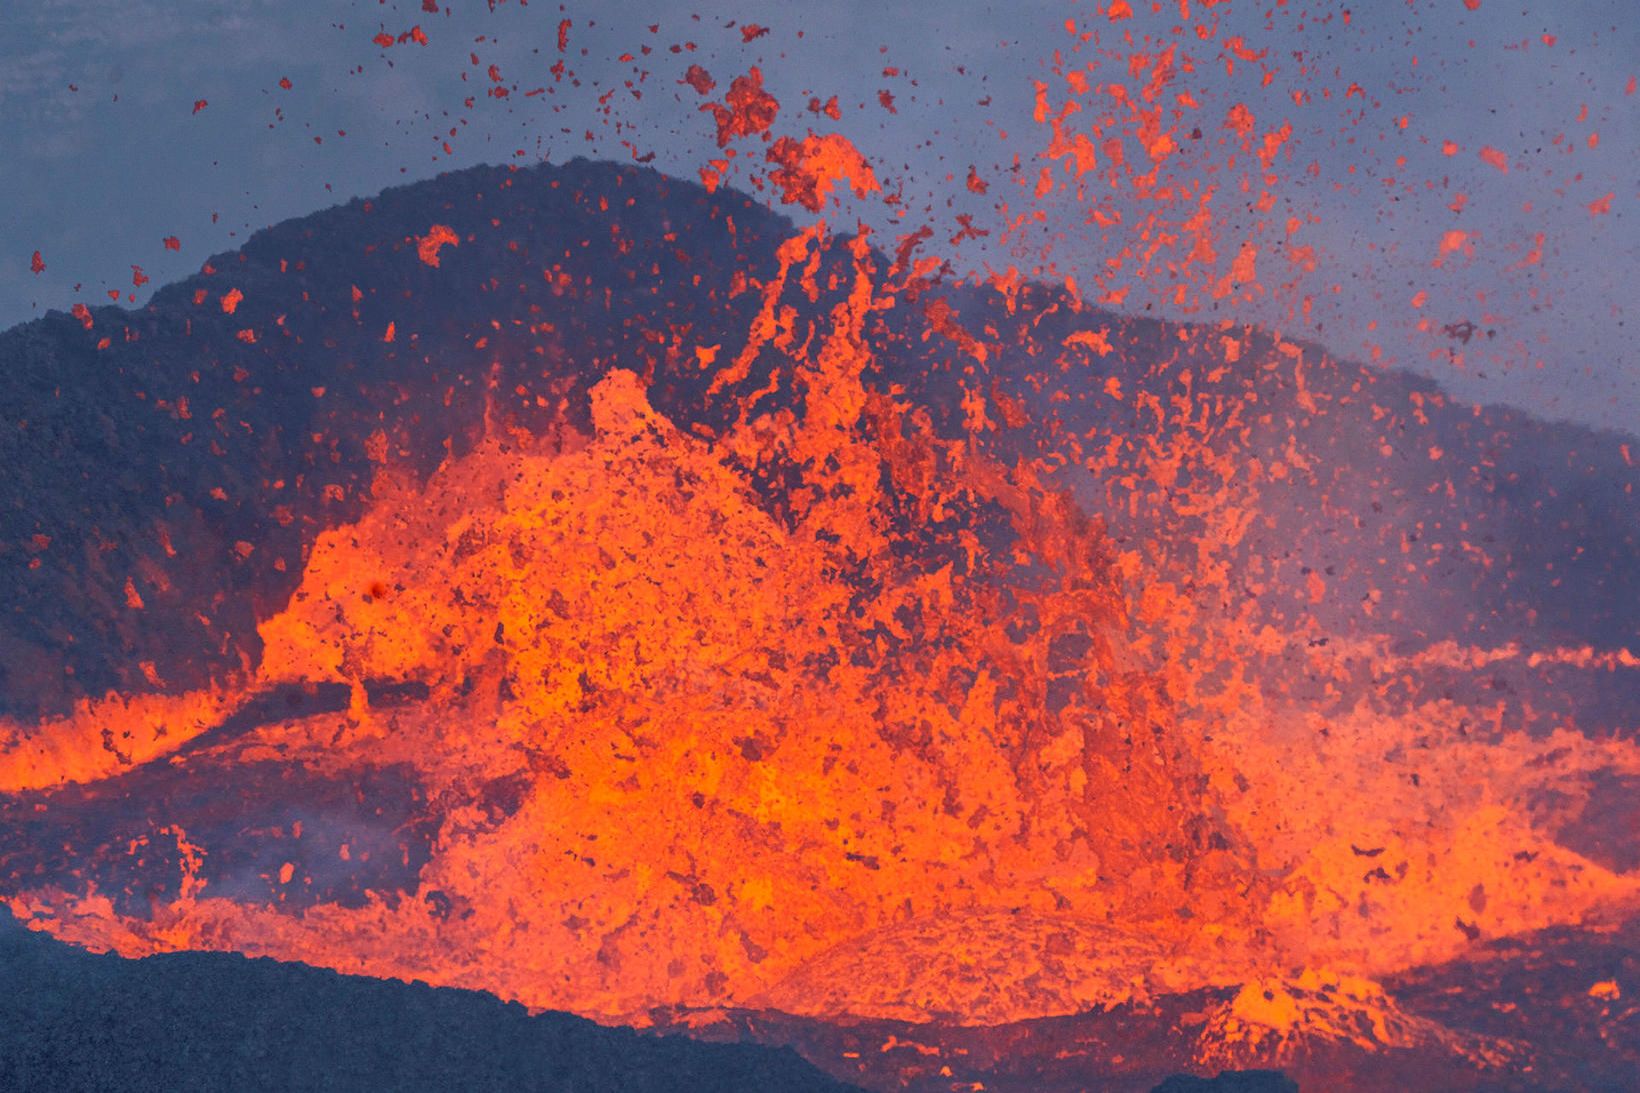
top-left (675, 921), bottom-right (1640, 1092)
top-left (0, 909), bottom-right (861, 1093)
top-left (1388, 920), bottom-right (1640, 1090)
top-left (0, 754), bottom-right (434, 914)
top-left (1152, 1072), bottom-right (1298, 1093)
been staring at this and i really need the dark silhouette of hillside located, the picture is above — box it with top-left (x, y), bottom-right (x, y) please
top-left (0, 908), bottom-right (859, 1092)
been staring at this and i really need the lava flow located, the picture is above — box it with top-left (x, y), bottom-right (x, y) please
top-left (6, 0), bottom-right (1640, 1085)
top-left (2, 177), bottom-right (1636, 1090)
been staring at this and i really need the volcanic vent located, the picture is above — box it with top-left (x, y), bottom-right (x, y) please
top-left (2, 161), bottom-right (1637, 1088)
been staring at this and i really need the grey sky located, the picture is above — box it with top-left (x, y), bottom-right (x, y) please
top-left (2, 0), bottom-right (1634, 432)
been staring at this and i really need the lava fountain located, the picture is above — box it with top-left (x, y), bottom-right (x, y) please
top-left (3, 3), bottom-right (1637, 1088)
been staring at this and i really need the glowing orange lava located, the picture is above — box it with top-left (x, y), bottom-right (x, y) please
top-left (5, 221), bottom-right (1635, 1062)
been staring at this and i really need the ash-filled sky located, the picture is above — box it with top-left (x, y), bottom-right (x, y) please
top-left (1, 0), bottom-right (1633, 433)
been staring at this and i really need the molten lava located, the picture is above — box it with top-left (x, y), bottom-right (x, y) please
top-left (4, 215), bottom-right (1636, 1075)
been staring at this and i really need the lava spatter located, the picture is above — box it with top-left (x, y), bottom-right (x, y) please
top-left (4, 231), bottom-right (1249, 1021)
top-left (4, 208), bottom-right (1637, 1061)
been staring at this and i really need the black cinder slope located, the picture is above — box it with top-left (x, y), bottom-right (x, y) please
top-left (0, 908), bottom-right (862, 1093)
